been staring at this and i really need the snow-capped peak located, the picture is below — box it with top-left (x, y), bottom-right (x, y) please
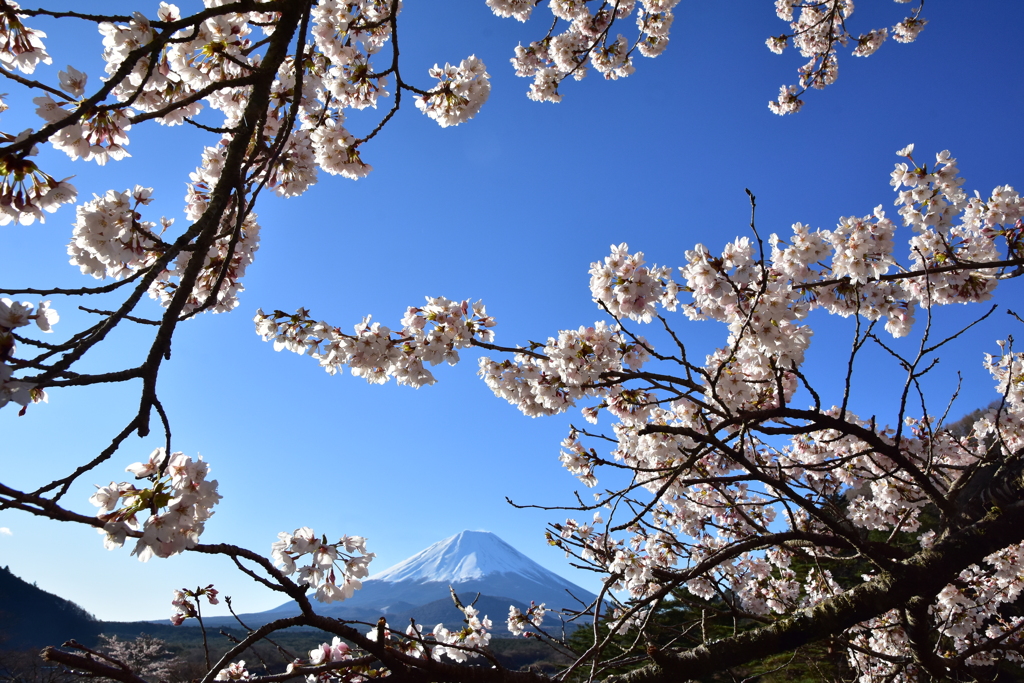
top-left (259, 530), bottom-right (598, 620)
top-left (369, 530), bottom-right (560, 585)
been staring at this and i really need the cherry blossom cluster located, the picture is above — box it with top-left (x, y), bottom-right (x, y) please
top-left (255, 297), bottom-right (495, 387)
top-left (103, 5), bottom-right (245, 127)
top-left (64, 179), bottom-right (260, 314)
top-left (258, 115), bottom-right (318, 199)
top-left (0, 1), bottom-right (50, 74)
top-left (67, 186), bottom-right (165, 280)
top-left (559, 435), bottom-right (600, 487)
top-left (271, 528), bottom-right (375, 603)
top-left (174, 146), bottom-right (261, 315)
top-left (768, 0), bottom-right (927, 114)
top-left (150, 206), bottom-right (261, 315)
top-left (680, 551), bottom-right (841, 620)
top-left (479, 321), bottom-right (652, 418)
top-left (307, 636), bottom-right (353, 669)
top-left (0, 128), bottom-right (77, 225)
top-left (284, 635), bottom-right (383, 683)
top-left (589, 242), bottom-right (679, 322)
top-left (928, 543), bottom-right (1024, 667)
top-left (280, 634), bottom-right (391, 683)
top-left (591, 238), bottom-right (809, 415)
top-left (0, 297), bottom-right (57, 335)
top-left (0, 373), bottom-right (38, 415)
top-left (984, 344), bottom-right (1024, 411)
top-left (308, 117), bottom-right (373, 180)
top-left (0, 0), bottom-right (497, 238)
top-left (169, 584), bottom-right (219, 626)
top-left (214, 661), bottom-right (251, 682)
top-left (309, 0), bottom-right (395, 107)
top-left (557, 379), bottom-right (1023, 669)
top-left (606, 604), bottom-right (652, 635)
top-left (845, 609), bottom-right (909, 682)
top-left (556, 404), bottom-right (1023, 666)
top-left (553, 455), bottom-right (779, 605)
top-left (721, 556), bottom-right (802, 617)
top-left (506, 602), bottom-right (546, 636)
top-left (89, 449), bottom-right (221, 562)
top-left (91, 0), bottom-right (477, 181)
top-left (364, 603), bottom-right (494, 663)
top-left (893, 147), bottom-right (1015, 307)
top-left (553, 517), bottom-right (672, 601)
top-left (489, 0), bottom-right (678, 103)
top-left (35, 89), bottom-right (132, 165)
top-left (430, 603), bottom-right (494, 662)
top-left (414, 56), bottom-right (491, 128)
top-left (847, 543), bottom-right (1024, 679)
top-left (600, 535), bottom-right (664, 602)
top-left (757, 146), bottom-right (1018, 333)
top-left (366, 621), bottom-right (430, 661)
top-left (0, 297), bottom-right (57, 411)
top-left (632, 148), bottom-right (1018, 347)
top-left (765, 400), bottom-right (1022, 548)
top-left (380, 602), bottom-right (495, 663)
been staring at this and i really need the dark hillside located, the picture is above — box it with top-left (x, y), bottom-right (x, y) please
top-left (0, 565), bottom-right (573, 675)
top-left (0, 565), bottom-right (101, 650)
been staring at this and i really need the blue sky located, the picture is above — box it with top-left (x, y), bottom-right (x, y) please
top-left (2, 0), bottom-right (1023, 623)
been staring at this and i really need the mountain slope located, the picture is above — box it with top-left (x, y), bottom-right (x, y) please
top-left (252, 531), bottom-right (596, 624)
top-left (0, 564), bottom-right (101, 650)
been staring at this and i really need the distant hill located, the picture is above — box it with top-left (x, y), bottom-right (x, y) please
top-left (0, 565), bottom-right (223, 651)
top-left (0, 564), bottom-right (102, 650)
top-left (2, 532), bottom-right (595, 650)
top-left (0, 563), bottom-right (569, 675)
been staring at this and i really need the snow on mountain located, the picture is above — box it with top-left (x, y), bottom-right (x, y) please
top-left (370, 530), bottom-right (563, 586)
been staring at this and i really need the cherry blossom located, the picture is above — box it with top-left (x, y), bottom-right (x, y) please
top-left (271, 528), bottom-right (375, 603)
top-left (214, 661), bottom-right (250, 682)
top-left (415, 57), bottom-right (491, 128)
top-left (169, 584), bottom-right (219, 626)
top-left (507, 602), bottom-right (547, 636)
top-left (0, 298), bottom-right (57, 411)
top-left (89, 449), bottom-right (221, 562)
top-left (0, 128), bottom-right (78, 225)
top-left (255, 297), bottom-right (496, 387)
top-left (768, 0), bottom-right (926, 114)
top-left (68, 186), bottom-right (165, 280)
top-left (0, 1), bottom-right (50, 74)
top-left (429, 603), bottom-right (494, 662)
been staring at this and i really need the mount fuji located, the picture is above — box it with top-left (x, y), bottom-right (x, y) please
top-left (249, 530), bottom-right (597, 626)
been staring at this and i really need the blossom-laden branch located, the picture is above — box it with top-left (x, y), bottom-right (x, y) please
top-left (41, 642), bottom-right (152, 683)
top-left (254, 146), bottom-right (1024, 679)
top-left (0, 0), bottom-right (940, 536)
top-left (88, 448), bottom-right (221, 562)
top-left (766, 0), bottom-right (928, 114)
top-left (9, 2), bottom-right (1024, 682)
top-left (0, 0), bottom-right (501, 522)
top-left (484, 0), bottom-right (926, 110)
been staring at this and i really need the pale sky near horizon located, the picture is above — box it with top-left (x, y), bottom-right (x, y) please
top-left (2, 0), bottom-right (1023, 623)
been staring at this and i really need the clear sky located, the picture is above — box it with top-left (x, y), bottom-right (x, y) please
top-left (2, 0), bottom-right (1023, 623)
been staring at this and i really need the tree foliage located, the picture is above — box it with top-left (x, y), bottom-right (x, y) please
top-left (97, 635), bottom-right (183, 683)
top-left (2, 1), bottom-right (1024, 683)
